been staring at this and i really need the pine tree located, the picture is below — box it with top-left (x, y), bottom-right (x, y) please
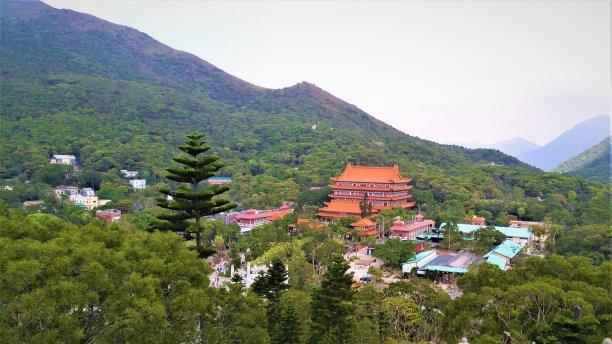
top-left (274, 299), bottom-right (301, 344)
top-left (153, 132), bottom-right (236, 256)
top-left (251, 258), bottom-right (289, 340)
top-left (309, 255), bottom-right (355, 344)
top-left (359, 192), bottom-right (373, 218)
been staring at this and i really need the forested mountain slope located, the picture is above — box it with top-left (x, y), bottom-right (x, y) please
top-left (1, 1), bottom-right (608, 224)
top-left (553, 137), bottom-right (611, 184)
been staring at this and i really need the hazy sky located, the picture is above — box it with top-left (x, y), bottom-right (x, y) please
top-left (44, 0), bottom-right (610, 146)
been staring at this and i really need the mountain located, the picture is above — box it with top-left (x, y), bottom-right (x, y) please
top-left (518, 115), bottom-right (611, 171)
top-left (2, 0), bottom-right (604, 212)
top-left (489, 138), bottom-right (540, 157)
top-left (552, 137), bottom-right (611, 183)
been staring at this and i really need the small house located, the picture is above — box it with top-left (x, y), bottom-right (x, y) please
top-left (129, 179), bottom-right (146, 189)
top-left (50, 154), bottom-right (77, 166)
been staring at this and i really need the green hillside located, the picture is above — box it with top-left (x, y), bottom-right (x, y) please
top-left (553, 137), bottom-right (611, 184)
top-left (0, 1), bottom-right (609, 225)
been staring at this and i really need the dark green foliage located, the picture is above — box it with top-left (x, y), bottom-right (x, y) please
top-left (309, 256), bottom-right (355, 344)
top-left (153, 133), bottom-right (236, 254)
top-left (372, 239), bottom-right (415, 268)
top-left (274, 299), bottom-right (302, 344)
top-left (554, 225), bottom-right (612, 264)
top-left (251, 258), bottom-right (289, 301)
top-left (0, 211), bottom-right (265, 343)
top-left (471, 226), bottom-right (508, 254)
top-left (554, 136), bottom-right (611, 184)
top-left (359, 192), bottom-right (373, 218)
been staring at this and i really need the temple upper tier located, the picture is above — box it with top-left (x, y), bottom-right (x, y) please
top-left (317, 164), bottom-right (415, 221)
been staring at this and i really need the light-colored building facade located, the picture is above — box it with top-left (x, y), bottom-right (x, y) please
top-left (129, 179), bottom-right (146, 189)
top-left (69, 195), bottom-right (111, 211)
top-left (50, 154), bottom-right (77, 165)
top-left (53, 186), bottom-right (79, 197)
top-left (390, 214), bottom-right (436, 240)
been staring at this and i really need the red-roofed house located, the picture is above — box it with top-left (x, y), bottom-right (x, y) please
top-left (317, 164), bottom-right (415, 221)
top-left (232, 205), bottom-right (293, 233)
top-left (96, 209), bottom-right (122, 222)
top-left (390, 214), bottom-right (436, 240)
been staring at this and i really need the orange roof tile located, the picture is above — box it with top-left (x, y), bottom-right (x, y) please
top-left (331, 164), bottom-right (411, 183)
top-left (357, 229), bottom-right (378, 236)
top-left (350, 218), bottom-right (376, 228)
top-left (318, 201), bottom-right (362, 214)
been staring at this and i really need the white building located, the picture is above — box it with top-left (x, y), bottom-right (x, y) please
top-left (50, 154), bottom-right (77, 165)
top-left (53, 186), bottom-right (79, 197)
top-left (120, 170), bottom-right (139, 178)
top-left (80, 188), bottom-right (95, 197)
top-left (129, 179), bottom-right (146, 189)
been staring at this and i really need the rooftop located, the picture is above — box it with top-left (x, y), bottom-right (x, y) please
top-left (52, 154), bottom-right (76, 159)
top-left (318, 201), bottom-right (362, 214)
top-left (404, 250), bottom-right (436, 264)
top-left (440, 223), bottom-right (532, 239)
top-left (485, 240), bottom-right (524, 259)
top-left (350, 218), bottom-right (376, 228)
top-left (391, 219), bottom-right (436, 232)
top-left (331, 164), bottom-right (411, 183)
top-left (486, 254), bottom-right (507, 270)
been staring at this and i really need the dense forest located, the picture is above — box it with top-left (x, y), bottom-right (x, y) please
top-left (0, 2), bottom-right (610, 343)
top-left (1, 1), bottom-right (609, 229)
top-left (1, 208), bottom-right (610, 343)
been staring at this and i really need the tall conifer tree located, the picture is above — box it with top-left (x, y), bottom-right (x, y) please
top-left (309, 255), bottom-right (355, 344)
top-left (153, 132), bottom-right (236, 255)
top-left (359, 192), bottom-right (373, 218)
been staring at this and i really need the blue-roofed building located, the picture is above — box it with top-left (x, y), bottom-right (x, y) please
top-left (482, 240), bottom-right (524, 270)
top-left (402, 250), bottom-right (437, 273)
top-left (403, 250), bottom-right (475, 282)
top-left (439, 223), bottom-right (533, 245)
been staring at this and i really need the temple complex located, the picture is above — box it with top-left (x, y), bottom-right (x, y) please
top-left (317, 164), bottom-right (415, 221)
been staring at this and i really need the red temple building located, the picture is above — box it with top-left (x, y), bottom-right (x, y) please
top-left (317, 164), bottom-right (415, 221)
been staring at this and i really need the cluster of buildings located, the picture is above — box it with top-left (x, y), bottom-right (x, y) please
top-left (218, 204), bottom-right (294, 234)
top-left (55, 186), bottom-right (111, 211)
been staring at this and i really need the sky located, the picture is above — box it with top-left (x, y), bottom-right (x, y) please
top-left (44, 0), bottom-right (610, 146)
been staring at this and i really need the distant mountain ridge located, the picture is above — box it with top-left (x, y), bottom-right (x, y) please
top-left (518, 115), bottom-right (611, 171)
top-left (490, 138), bottom-right (541, 158)
top-left (553, 136), bottom-right (611, 183)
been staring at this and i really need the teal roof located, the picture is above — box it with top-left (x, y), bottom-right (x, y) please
top-left (425, 265), bottom-right (468, 274)
top-left (404, 250), bottom-right (435, 264)
top-left (439, 223), bottom-right (532, 239)
top-left (486, 254), bottom-right (507, 270)
top-left (491, 240), bottom-right (523, 259)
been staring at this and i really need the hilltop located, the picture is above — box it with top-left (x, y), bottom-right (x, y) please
top-left (518, 115), bottom-right (610, 171)
top-left (553, 137), bottom-right (611, 184)
top-left (0, 1), bottom-right (605, 216)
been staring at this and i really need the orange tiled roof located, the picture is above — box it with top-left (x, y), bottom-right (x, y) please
top-left (329, 184), bottom-right (413, 191)
top-left (350, 218), bottom-right (376, 228)
top-left (357, 229), bottom-right (378, 236)
top-left (331, 164), bottom-right (410, 183)
top-left (318, 201), bottom-right (362, 214)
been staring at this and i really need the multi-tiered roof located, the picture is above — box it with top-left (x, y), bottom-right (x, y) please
top-left (317, 164), bottom-right (415, 220)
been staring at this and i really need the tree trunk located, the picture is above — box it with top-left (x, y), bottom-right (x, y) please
top-left (196, 231), bottom-right (202, 255)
